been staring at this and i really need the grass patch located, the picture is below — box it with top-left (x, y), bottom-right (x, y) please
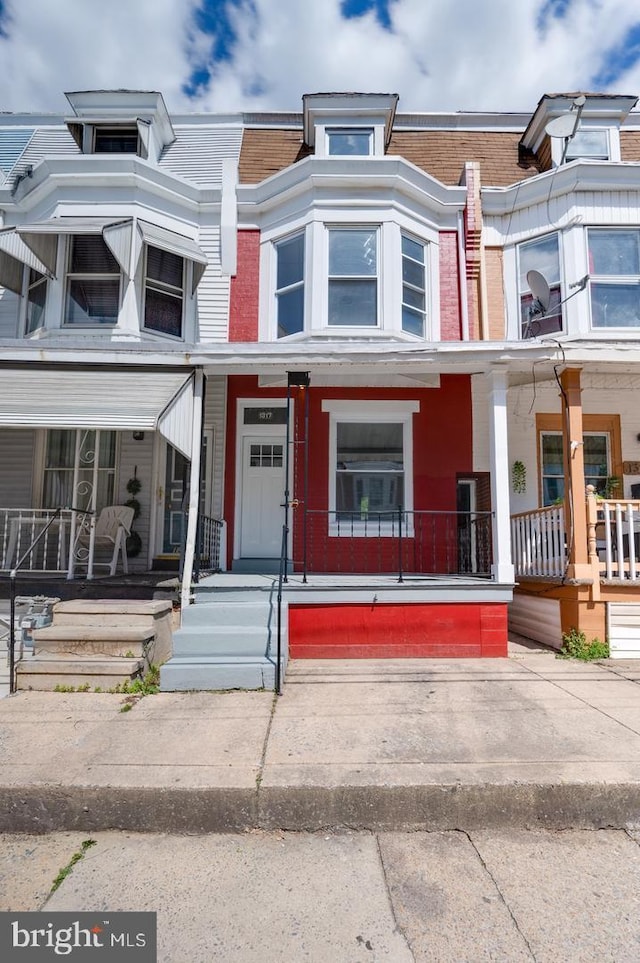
top-left (50, 839), bottom-right (96, 894)
top-left (559, 628), bottom-right (609, 661)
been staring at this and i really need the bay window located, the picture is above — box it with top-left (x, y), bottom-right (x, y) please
top-left (65, 235), bottom-right (121, 325)
top-left (328, 228), bottom-right (378, 326)
top-left (144, 245), bottom-right (185, 338)
top-left (401, 234), bottom-right (427, 337)
top-left (518, 233), bottom-right (562, 338)
top-left (276, 233), bottom-right (304, 338)
top-left (588, 229), bottom-right (640, 328)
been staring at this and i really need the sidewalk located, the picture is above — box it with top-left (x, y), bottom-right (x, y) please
top-left (1, 646), bottom-right (640, 834)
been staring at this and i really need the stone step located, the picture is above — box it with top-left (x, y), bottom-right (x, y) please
top-left (32, 625), bottom-right (154, 659)
top-left (53, 599), bottom-right (172, 623)
top-left (16, 655), bottom-right (144, 691)
top-left (160, 655), bottom-right (280, 691)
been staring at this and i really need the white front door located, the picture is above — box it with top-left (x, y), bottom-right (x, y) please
top-left (240, 435), bottom-right (285, 557)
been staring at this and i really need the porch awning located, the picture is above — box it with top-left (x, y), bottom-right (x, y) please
top-left (0, 229), bottom-right (54, 293)
top-left (0, 369), bottom-right (196, 458)
top-left (16, 217), bottom-right (133, 277)
top-left (135, 220), bottom-right (208, 294)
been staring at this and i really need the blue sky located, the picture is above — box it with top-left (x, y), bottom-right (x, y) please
top-left (0, 0), bottom-right (639, 114)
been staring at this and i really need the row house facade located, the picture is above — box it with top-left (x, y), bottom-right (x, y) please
top-left (1, 88), bottom-right (640, 688)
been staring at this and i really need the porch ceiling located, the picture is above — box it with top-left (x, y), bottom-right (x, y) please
top-left (0, 368), bottom-right (194, 456)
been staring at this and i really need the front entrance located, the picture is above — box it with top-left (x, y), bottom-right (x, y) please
top-left (239, 436), bottom-right (285, 557)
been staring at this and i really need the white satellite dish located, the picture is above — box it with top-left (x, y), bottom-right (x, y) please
top-left (527, 270), bottom-right (551, 313)
top-left (545, 113), bottom-right (577, 139)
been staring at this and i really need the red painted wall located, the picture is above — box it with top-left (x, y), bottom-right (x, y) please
top-left (288, 602), bottom-right (507, 658)
top-left (229, 230), bottom-right (260, 342)
top-left (224, 375), bottom-right (473, 572)
top-left (439, 232), bottom-right (463, 341)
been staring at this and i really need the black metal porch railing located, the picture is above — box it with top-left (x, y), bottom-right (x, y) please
top-left (301, 508), bottom-right (493, 580)
top-left (191, 514), bottom-right (224, 581)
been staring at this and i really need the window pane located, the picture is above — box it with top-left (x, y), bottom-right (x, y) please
top-left (591, 282), bottom-right (640, 327)
top-left (403, 286), bottom-right (425, 311)
top-left (94, 128), bottom-right (138, 153)
top-left (402, 257), bottom-right (424, 289)
top-left (589, 230), bottom-right (640, 276)
top-left (329, 279), bottom-right (377, 325)
top-left (26, 273), bottom-right (46, 334)
top-left (276, 235), bottom-right (304, 289)
top-left (402, 306), bottom-right (424, 337)
top-left (329, 230), bottom-right (376, 276)
top-left (519, 234), bottom-right (560, 289)
top-left (521, 285), bottom-right (563, 337)
top-left (147, 246), bottom-right (183, 289)
top-left (277, 286), bottom-right (304, 337)
top-left (402, 235), bottom-right (424, 262)
top-left (70, 236), bottom-right (119, 274)
top-left (66, 279), bottom-right (120, 324)
top-left (565, 129), bottom-right (608, 160)
top-left (144, 287), bottom-right (183, 337)
top-left (327, 129), bottom-right (372, 156)
top-left (336, 422), bottom-right (404, 514)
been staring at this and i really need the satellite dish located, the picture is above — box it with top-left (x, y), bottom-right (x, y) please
top-left (527, 270), bottom-right (551, 313)
top-left (573, 94), bottom-right (586, 108)
top-left (545, 113), bottom-right (577, 139)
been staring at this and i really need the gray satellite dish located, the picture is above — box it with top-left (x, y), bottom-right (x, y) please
top-left (545, 113), bottom-right (577, 139)
top-left (527, 270), bottom-right (551, 313)
top-left (573, 94), bottom-right (586, 108)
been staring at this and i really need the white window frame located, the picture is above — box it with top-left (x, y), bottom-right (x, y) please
top-left (63, 234), bottom-right (122, 328)
top-left (142, 244), bottom-right (186, 341)
top-left (325, 127), bottom-right (374, 157)
top-left (327, 225), bottom-right (380, 329)
top-left (274, 231), bottom-right (305, 339)
top-left (587, 227), bottom-right (640, 330)
top-left (322, 399), bottom-right (419, 536)
top-left (401, 232), bottom-right (428, 338)
top-left (564, 127), bottom-right (610, 162)
top-left (516, 231), bottom-right (564, 339)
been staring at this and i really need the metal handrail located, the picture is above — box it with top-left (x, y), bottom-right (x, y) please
top-left (7, 506), bottom-right (92, 693)
top-left (275, 522), bottom-right (288, 695)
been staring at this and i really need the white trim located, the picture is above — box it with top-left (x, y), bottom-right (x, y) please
top-left (322, 399), bottom-right (419, 537)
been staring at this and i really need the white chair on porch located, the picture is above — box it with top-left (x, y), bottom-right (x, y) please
top-left (78, 506), bottom-right (135, 577)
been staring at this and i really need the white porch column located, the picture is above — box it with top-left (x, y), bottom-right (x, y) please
top-left (180, 370), bottom-right (204, 614)
top-left (487, 366), bottom-right (515, 583)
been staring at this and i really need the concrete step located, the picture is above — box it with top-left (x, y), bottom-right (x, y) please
top-left (181, 601), bottom-right (273, 628)
top-left (49, 599), bottom-right (174, 665)
top-left (171, 624), bottom-right (279, 658)
top-left (160, 655), bottom-right (280, 691)
top-left (16, 654), bottom-right (144, 691)
top-left (32, 625), bottom-right (154, 659)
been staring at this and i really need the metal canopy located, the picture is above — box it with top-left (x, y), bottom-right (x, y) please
top-left (0, 228), bottom-right (54, 293)
top-left (16, 217), bottom-right (133, 277)
top-left (0, 368), bottom-right (195, 458)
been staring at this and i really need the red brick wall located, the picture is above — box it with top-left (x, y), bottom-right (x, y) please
top-left (229, 230), bottom-right (260, 342)
top-left (439, 232), bottom-right (462, 340)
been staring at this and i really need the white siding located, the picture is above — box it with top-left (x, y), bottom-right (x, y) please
top-left (13, 128), bottom-right (79, 179)
top-left (196, 225), bottom-right (230, 342)
top-left (608, 603), bottom-right (640, 658)
top-left (0, 429), bottom-right (35, 506)
top-left (509, 594), bottom-right (562, 649)
top-left (0, 289), bottom-right (19, 338)
top-left (160, 126), bottom-right (242, 187)
top-left (204, 376), bottom-right (227, 519)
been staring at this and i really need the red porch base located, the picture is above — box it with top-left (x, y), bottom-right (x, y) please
top-left (288, 602), bottom-right (508, 658)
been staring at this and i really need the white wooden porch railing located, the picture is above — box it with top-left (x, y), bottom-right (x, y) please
top-left (511, 505), bottom-right (566, 578)
top-left (0, 509), bottom-right (74, 573)
top-left (587, 488), bottom-right (640, 581)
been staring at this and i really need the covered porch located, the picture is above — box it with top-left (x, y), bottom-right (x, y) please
top-left (0, 365), bottom-right (201, 582)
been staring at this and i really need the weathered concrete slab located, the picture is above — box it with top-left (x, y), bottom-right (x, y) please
top-left (0, 833), bottom-right (87, 911)
top-left (45, 832), bottom-right (414, 963)
top-left (473, 829), bottom-right (640, 962)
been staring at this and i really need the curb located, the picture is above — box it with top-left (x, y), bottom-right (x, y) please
top-left (2, 783), bottom-right (640, 834)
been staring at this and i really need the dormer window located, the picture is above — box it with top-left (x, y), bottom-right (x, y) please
top-left (326, 128), bottom-right (373, 156)
top-left (93, 126), bottom-right (140, 154)
top-left (564, 128), bottom-right (609, 162)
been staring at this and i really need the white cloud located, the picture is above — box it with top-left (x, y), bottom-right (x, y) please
top-left (0, 0), bottom-right (638, 115)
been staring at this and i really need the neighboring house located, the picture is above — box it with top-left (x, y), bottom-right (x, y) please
top-left (2, 88), bottom-right (640, 685)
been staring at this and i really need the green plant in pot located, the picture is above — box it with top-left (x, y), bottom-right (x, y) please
top-left (125, 472), bottom-right (142, 558)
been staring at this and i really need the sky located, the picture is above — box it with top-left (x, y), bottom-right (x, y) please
top-left (0, 0), bottom-right (639, 116)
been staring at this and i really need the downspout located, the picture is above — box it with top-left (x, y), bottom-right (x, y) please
top-left (180, 369), bottom-right (204, 615)
top-left (457, 210), bottom-right (470, 341)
